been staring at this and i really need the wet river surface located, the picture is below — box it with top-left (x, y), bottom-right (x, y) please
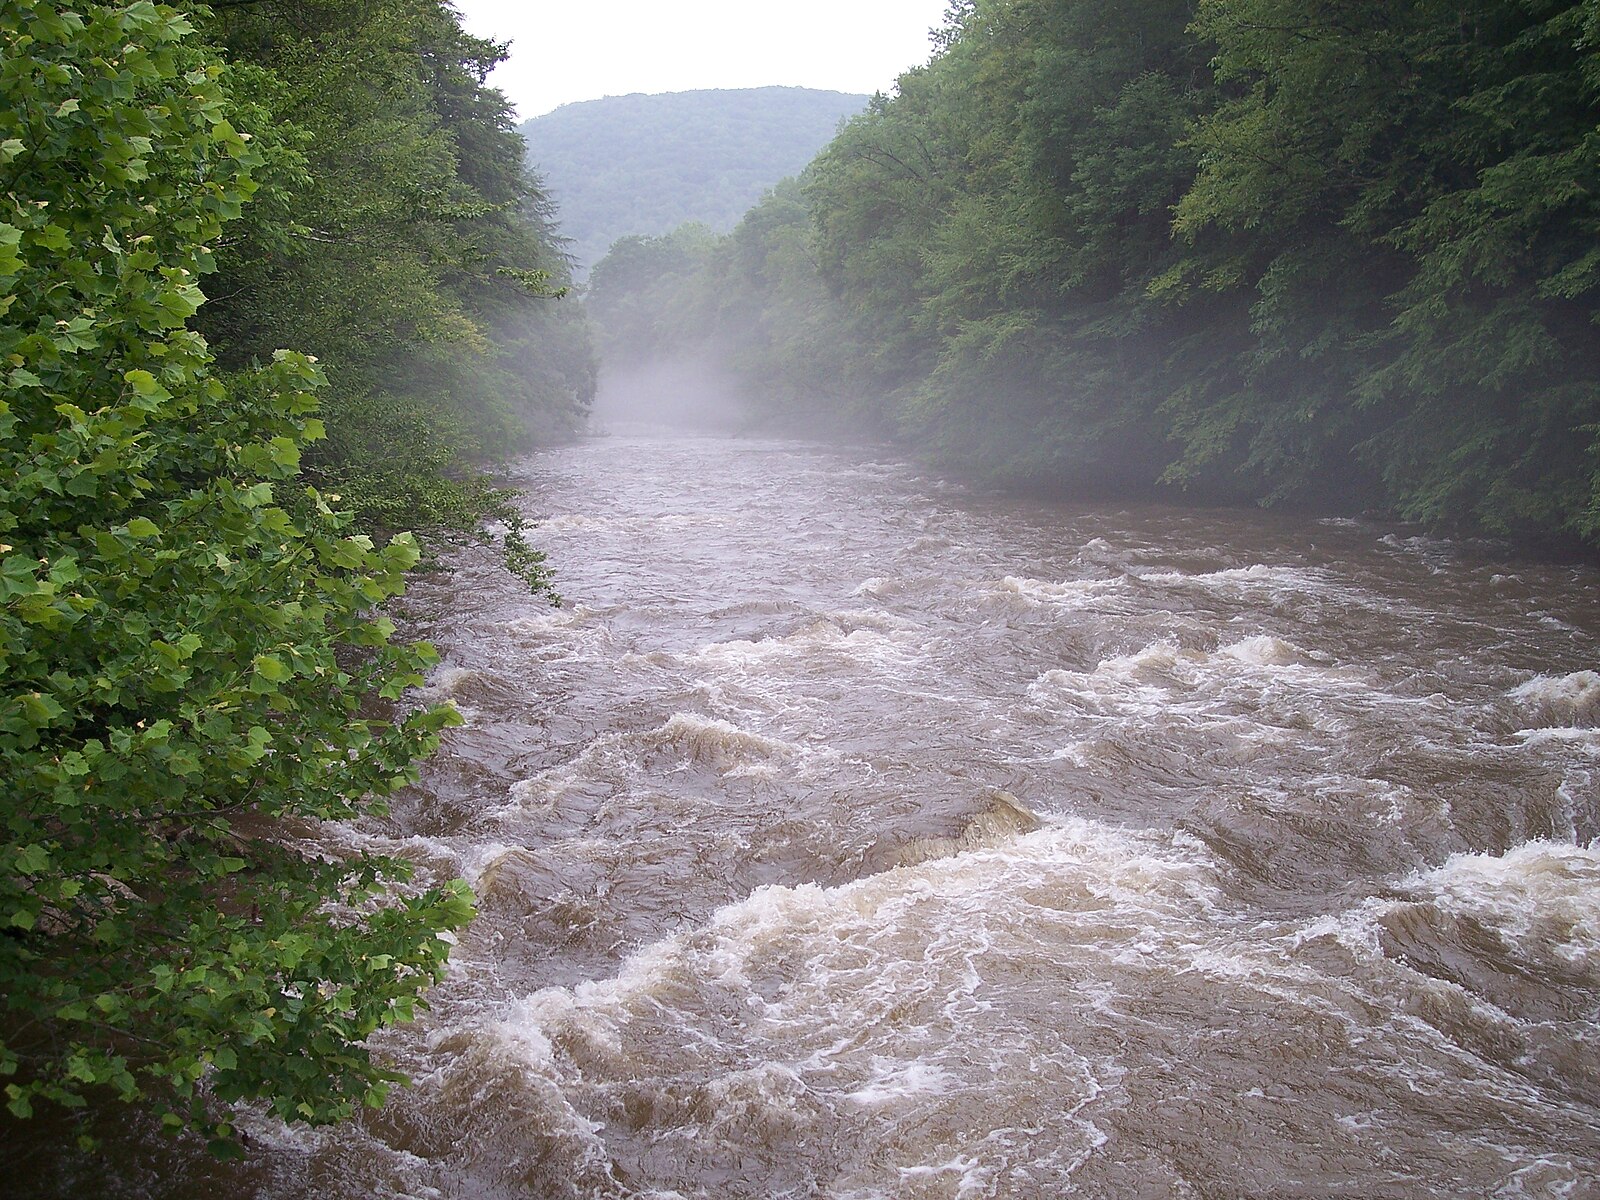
top-left (25, 432), bottom-right (1600, 1197)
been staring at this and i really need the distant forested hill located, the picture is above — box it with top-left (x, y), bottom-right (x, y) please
top-left (518, 87), bottom-right (867, 273)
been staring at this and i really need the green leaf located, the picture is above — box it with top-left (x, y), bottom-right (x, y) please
top-left (14, 844), bottom-right (51, 875)
top-left (124, 369), bottom-right (167, 399)
top-left (7, 1087), bottom-right (34, 1119)
top-left (251, 654), bottom-right (291, 682)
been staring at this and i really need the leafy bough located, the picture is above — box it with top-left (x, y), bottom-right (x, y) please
top-left (1, 0), bottom-right (477, 1149)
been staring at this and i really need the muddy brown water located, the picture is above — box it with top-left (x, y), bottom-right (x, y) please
top-left (18, 432), bottom-right (1600, 1198)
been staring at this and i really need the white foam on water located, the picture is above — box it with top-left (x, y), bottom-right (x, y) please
top-left (1133, 563), bottom-right (1333, 592)
top-left (694, 619), bottom-right (923, 675)
top-left (530, 513), bottom-right (735, 547)
top-left (1379, 532), bottom-right (1455, 557)
top-left (481, 818), bottom-right (1233, 1192)
top-left (409, 1012), bottom-right (625, 1192)
top-left (1102, 641), bottom-right (1186, 674)
top-left (457, 840), bottom-right (523, 888)
top-left (996, 574), bottom-right (1123, 609)
top-left (423, 666), bottom-right (483, 697)
top-left (657, 512), bottom-right (728, 528)
top-left (844, 1060), bottom-right (953, 1106)
top-left (1028, 648), bottom-right (1183, 718)
top-left (1291, 842), bottom-right (1600, 968)
top-left (1514, 727), bottom-right (1600, 748)
top-left (1273, 840), bottom-right (1600, 1131)
top-left (1299, 772), bottom-right (1429, 827)
top-left (1407, 841), bottom-right (1600, 972)
top-left (1218, 634), bottom-right (1325, 668)
top-left (890, 1153), bottom-right (990, 1200)
top-left (1509, 670), bottom-right (1600, 727)
top-left (1027, 634), bottom-right (1365, 729)
top-left (826, 607), bottom-right (926, 633)
top-left (1492, 1154), bottom-right (1592, 1199)
top-left (532, 513), bottom-right (619, 533)
top-left (645, 711), bottom-right (806, 776)
top-left (506, 711), bottom-right (815, 810)
top-left (506, 773), bottom-right (561, 813)
top-left (501, 604), bottom-right (594, 638)
top-left (223, 1105), bottom-right (457, 1198)
top-left (996, 563), bottom-right (1337, 612)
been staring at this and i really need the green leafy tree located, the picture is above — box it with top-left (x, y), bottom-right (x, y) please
top-left (1, 0), bottom-right (472, 1146)
top-left (586, 223), bottom-right (723, 365)
top-left (1173, 0), bottom-right (1600, 533)
top-left (189, 0), bottom-right (595, 547)
top-left (594, 0), bottom-right (1600, 553)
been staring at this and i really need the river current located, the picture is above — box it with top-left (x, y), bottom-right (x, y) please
top-left (27, 432), bottom-right (1600, 1197)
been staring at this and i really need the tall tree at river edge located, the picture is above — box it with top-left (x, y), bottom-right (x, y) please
top-left (0, 0), bottom-right (585, 1145)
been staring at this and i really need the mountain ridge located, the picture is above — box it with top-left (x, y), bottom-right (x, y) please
top-left (518, 86), bottom-right (868, 274)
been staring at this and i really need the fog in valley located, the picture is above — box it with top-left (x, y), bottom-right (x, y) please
top-left (590, 354), bottom-right (752, 436)
top-left (10, 2), bottom-right (1600, 1199)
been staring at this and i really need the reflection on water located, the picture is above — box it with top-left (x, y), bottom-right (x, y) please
top-left (20, 433), bottom-right (1600, 1198)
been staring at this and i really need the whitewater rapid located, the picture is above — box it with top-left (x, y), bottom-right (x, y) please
top-left (26, 434), bottom-right (1600, 1198)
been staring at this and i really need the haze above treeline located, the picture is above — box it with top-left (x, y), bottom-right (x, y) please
top-left (449, 0), bottom-right (948, 120)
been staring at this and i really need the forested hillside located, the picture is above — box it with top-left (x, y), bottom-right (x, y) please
top-left (589, 0), bottom-right (1600, 552)
top-left (519, 87), bottom-right (867, 272)
top-left (1, 0), bottom-right (589, 1143)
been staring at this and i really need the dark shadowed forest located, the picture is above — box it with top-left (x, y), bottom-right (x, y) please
top-left (589, 0), bottom-right (1600, 554)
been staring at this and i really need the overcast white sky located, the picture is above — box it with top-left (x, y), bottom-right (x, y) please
top-left (451, 1), bottom-right (952, 119)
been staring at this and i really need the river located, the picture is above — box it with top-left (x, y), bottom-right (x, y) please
top-left (24, 431), bottom-right (1600, 1197)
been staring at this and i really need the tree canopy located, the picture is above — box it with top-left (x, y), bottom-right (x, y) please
top-left (1, 0), bottom-right (587, 1147)
top-left (192, 0), bottom-right (597, 543)
top-left (590, 0), bottom-right (1600, 551)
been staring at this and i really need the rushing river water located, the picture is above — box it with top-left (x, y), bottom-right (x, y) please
top-left (24, 432), bottom-right (1600, 1198)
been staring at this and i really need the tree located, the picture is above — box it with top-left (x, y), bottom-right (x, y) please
top-left (0, 0), bottom-right (472, 1147)
top-left (188, 0), bottom-right (596, 542)
top-left (1177, 0), bottom-right (1600, 537)
top-left (594, 0), bottom-right (1600, 552)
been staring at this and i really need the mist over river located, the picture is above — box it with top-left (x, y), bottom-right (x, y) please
top-left (27, 431), bottom-right (1600, 1198)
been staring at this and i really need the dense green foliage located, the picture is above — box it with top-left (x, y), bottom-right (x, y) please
top-left (520, 87), bottom-right (866, 274)
top-left (586, 223), bottom-right (723, 365)
top-left (0, 0), bottom-right (588, 1144)
top-left (591, 0), bottom-right (1600, 548)
top-left (192, 0), bottom-right (596, 543)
